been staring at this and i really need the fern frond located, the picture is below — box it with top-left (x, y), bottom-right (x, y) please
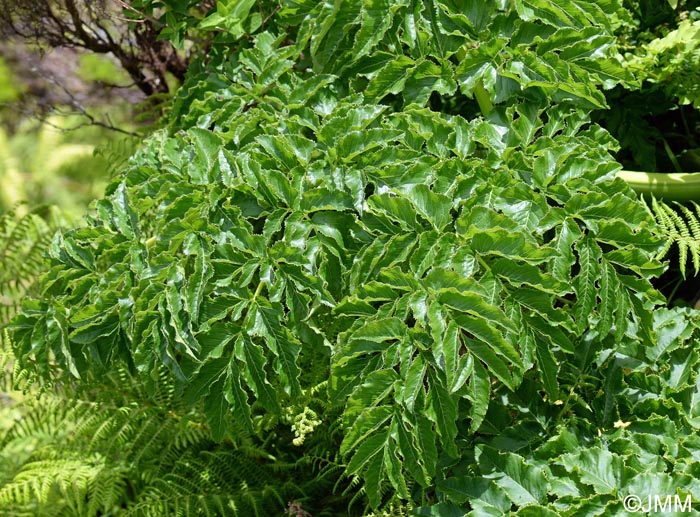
top-left (0, 457), bottom-right (101, 512)
top-left (648, 195), bottom-right (674, 260)
top-left (1, 330), bottom-right (38, 393)
top-left (0, 364), bottom-right (351, 517)
top-left (92, 137), bottom-right (139, 180)
top-left (365, 502), bottom-right (416, 517)
top-left (0, 204), bottom-right (57, 325)
top-left (647, 195), bottom-right (700, 278)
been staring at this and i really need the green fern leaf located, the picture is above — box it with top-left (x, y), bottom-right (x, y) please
top-left (647, 195), bottom-right (700, 279)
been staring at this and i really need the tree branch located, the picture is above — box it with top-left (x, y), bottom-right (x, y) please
top-left (41, 73), bottom-right (143, 137)
top-left (114, 0), bottom-right (164, 28)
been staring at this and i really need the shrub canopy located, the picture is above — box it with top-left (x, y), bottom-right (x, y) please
top-left (13, 1), bottom-right (700, 514)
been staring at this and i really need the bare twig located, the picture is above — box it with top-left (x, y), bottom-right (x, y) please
top-left (114, 0), bottom-right (163, 27)
top-left (2, 69), bottom-right (143, 137)
top-left (57, 109), bottom-right (142, 137)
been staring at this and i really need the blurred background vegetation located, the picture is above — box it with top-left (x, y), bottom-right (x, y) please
top-left (0, 0), bottom-right (203, 218)
top-left (0, 4), bottom-right (178, 513)
top-left (594, 0), bottom-right (700, 172)
top-left (0, 49), bottom-right (140, 219)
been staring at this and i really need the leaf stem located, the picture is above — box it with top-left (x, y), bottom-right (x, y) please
top-left (662, 136), bottom-right (683, 172)
top-left (617, 170), bottom-right (700, 202)
top-left (474, 80), bottom-right (493, 117)
top-left (253, 280), bottom-right (264, 301)
top-left (680, 106), bottom-right (698, 149)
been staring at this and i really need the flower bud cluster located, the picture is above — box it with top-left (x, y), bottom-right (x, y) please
top-left (291, 407), bottom-right (321, 446)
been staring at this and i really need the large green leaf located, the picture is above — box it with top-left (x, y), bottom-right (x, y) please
top-left (477, 445), bottom-right (548, 506)
top-left (561, 447), bottom-right (623, 494)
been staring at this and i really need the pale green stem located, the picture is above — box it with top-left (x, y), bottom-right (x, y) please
top-left (474, 79), bottom-right (493, 117)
